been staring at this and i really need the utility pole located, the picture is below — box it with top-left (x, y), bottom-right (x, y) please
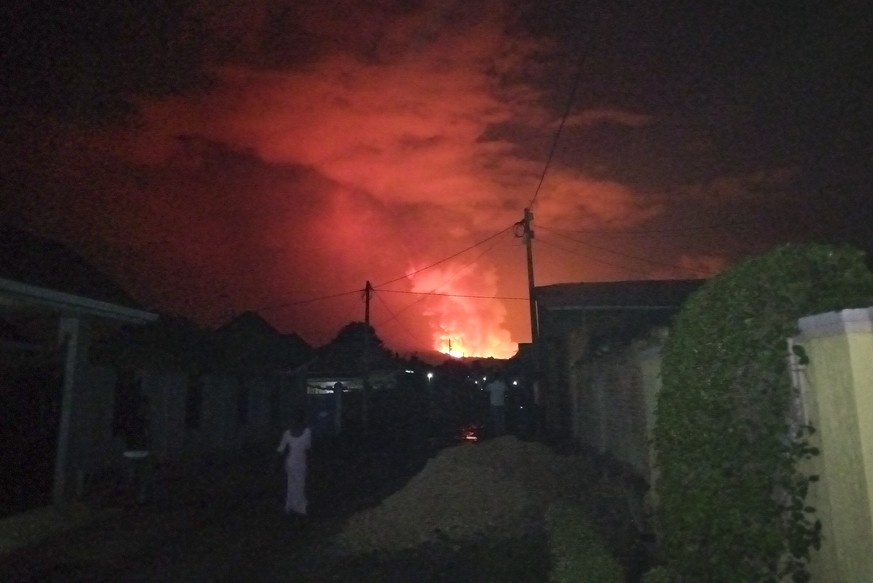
top-left (362, 281), bottom-right (373, 434)
top-left (522, 208), bottom-right (539, 344)
top-left (364, 280), bottom-right (372, 326)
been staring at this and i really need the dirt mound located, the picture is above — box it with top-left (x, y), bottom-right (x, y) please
top-left (334, 436), bottom-right (584, 553)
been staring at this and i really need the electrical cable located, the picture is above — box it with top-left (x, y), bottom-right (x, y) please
top-left (538, 225), bottom-right (730, 271)
top-left (374, 224), bottom-right (515, 288)
top-left (376, 289), bottom-right (529, 301)
top-left (528, 5), bottom-right (600, 211)
top-left (374, 227), bottom-right (515, 324)
top-left (538, 219), bottom-right (771, 236)
top-left (255, 288), bottom-right (363, 313)
top-left (534, 237), bottom-right (653, 276)
top-left (251, 224), bottom-right (514, 317)
top-left (538, 225), bottom-right (710, 275)
top-left (372, 291), bottom-right (432, 348)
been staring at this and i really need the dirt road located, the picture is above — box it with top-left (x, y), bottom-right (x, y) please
top-left (0, 438), bottom-right (552, 583)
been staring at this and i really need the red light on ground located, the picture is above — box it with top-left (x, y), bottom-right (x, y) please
top-left (463, 432), bottom-right (479, 442)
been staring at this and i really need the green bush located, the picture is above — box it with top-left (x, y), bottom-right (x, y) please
top-left (654, 243), bottom-right (873, 582)
top-left (546, 501), bottom-right (625, 583)
top-left (641, 565), bottom-right (676, 583)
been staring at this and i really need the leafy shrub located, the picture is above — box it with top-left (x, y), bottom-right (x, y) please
top-left (546, 501), bottom-right (625, 582)
top-left (641, 565), bottom-right (676, 583)
top-left (653, 243), bottom-right (873, 581)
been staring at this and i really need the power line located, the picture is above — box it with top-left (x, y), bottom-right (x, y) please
top-left (528, 6), bottom-right (599, 211)
top-left (375, 228), bottom-right (514, 323)
top-left (538, 229), bottom-right (713, 271)
top-left (372, 291), bottom-right (431, 348)
top-left (256, 288), bottom-right (363, 313)
top-left (252, 224), bottom-right (515, 317)
top-left (377, 289), bottom-right (529, 302)
top-left (538, 225), bottom-right (710, 275)
top-left (375, 224), bottom-right (515, 288)
top-left (535, 237), bottom-right (653, 276)
top-left (539, 219), bottom-right (770, 236)
top-left (528, 66), bottom-right (584, 210)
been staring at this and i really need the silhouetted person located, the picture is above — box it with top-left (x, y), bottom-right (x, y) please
top-left (485, 374), bottom-right (508, 437)
top-left (276, 408), bottom-right (312, 521)
top-left (332, 381), bottom-right (344, 435)
top-left (530, 371), bottom-right (545, 438)
top-left (121, 395), bottom-right (151, 505)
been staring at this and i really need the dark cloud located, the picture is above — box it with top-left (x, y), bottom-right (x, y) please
top-left (1, 0), bottom-right (208, 120)
top-left (2, 0), bottom-right (871, 356)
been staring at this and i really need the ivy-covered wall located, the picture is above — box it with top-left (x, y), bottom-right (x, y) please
top-left (653, 243), bottom-right (873, 582)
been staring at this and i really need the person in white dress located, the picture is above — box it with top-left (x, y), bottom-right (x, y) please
top-left (276, 408), bottom-right (312, 517)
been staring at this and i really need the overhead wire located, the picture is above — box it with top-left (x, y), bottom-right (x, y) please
top-left (374, 224), bottom-right (515, 289)
top-left (537, 221), bottom-right (731, 269)
top-left (251, 223), bottom-right (515, 318)
top-left (520, 6), bottom-right (719, 286)
top-left (373, 291), bottom-right (432, 348)
top-left (253, 288), bottom-right (364, 313)
top-left (538, 225), bottom-right (710, 276)
top-left (539, 219), bottom-right (772, 236)
top-left (541, 220), bottom-right (770, 270)
top-left (250, 7), bottom-right (610, 335)
top-left (534, 236), bottom-right (654, 276)
top-left (377, 289), bottom-right (528, 301)
top-left (528, 4), bottom-right (599, 212)
top-left (374, 226), bottom-right (515, 327)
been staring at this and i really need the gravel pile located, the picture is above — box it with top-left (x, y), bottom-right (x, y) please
top-left (334, 436), bottom-right (584, 554)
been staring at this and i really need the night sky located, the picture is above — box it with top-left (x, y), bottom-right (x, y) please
top-left (2, 0), bottom-right (871, 358)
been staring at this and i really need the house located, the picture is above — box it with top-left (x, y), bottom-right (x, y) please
top-left (534, 278), bottom-right (704, 478)
top-left (88, 311), bottom-right (313, 466)
top-left (302, 322), bottom-right (418, 438)
top-left (212, 311), bottom-right (313, 375)
top-left (0, 225), bottom-right (158, 509)
top-left (0, 225), bottom-right (313, 511)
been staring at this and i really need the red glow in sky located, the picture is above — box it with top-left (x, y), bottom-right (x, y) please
top-left (407, 263), bottom-right (516, 359)
top-left (3, 1), bottom-right (871, 357)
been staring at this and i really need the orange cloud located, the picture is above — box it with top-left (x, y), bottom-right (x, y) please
top-left (406, 262), bottom-right (517, 359)
top-left (3, 0), bottom-right (702, 355)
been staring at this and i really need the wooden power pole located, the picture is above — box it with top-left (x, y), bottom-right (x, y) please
top-left (362, 280), bottom-right (372, 434)
top-left (522, 208), bottom-right (539, 344)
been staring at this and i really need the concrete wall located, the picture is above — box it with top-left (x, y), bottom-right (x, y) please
top-left (141, 370), bottom-right (188, 459)
top-left (541, 331), bottom-right (579, 441)
top-left (559, 307), bottom-right (873, 581)
top-left (638, 345), bottom-right (662, 492)
top-left (571, 340), bottom-right (653, 479)
top-left (70, 366), bottom-right (298, 488)
top-left (796, 308), bottom-right (873, 583)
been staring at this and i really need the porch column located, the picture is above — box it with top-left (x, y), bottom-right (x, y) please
top-left (53, 316), bottom-right (91, 505)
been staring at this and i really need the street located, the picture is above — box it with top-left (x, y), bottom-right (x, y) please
top-left (0, 435), bottom-right (554, 583)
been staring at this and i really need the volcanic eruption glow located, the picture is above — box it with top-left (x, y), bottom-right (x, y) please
top-left (409, 263), bottom-right (517, 359)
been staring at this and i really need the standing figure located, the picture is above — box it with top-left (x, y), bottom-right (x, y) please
top-left (484, 374), bottom-right (508, 437)
top-left (276, 408), bottom-right (312, 518)
top-left (121, 395), bottom-right (151, 505)
top-left (530, 371), bottom-right (545, 438)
